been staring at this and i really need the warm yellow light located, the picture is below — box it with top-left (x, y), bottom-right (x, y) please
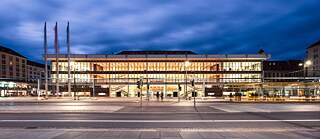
top-left (305, 60), bottom-right (312, 66)
top-left (185, 61), bottom-right (190, 67)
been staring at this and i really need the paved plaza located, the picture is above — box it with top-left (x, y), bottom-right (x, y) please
top-left (0, 98), bottom-right (319, 139)
top-left (0, 129), bottom-right (319, 139)
top-left (0, 97), bottom-right (319, 113)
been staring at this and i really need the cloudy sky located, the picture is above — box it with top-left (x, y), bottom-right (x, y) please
top-left (0, 0), bottom-right (319, 63)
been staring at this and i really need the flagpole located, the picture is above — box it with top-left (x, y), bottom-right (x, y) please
top-left (44, 22), bottom-right (48, 99)
top-left (67, 21), bottom-right (71, 97)
top-left (55, 22), bottom-right (59, 97)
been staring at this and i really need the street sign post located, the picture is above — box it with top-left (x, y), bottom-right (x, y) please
top-left (178, 84), bottom-right (181, 102)
top-left (139, 77), bottom-right (143, 108)
top-left (191, 79), bottom-right (196, 108)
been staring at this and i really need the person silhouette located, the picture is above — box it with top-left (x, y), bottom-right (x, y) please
top-left (160, 92), bottom-right (164, 101)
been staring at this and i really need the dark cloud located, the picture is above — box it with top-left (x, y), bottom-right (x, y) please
top-left (0, 0), bottom-right (319, 62)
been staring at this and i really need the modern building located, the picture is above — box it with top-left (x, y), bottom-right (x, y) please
top-left (0, 46), bottom-right (48, 96)
top-left (306, 40), bottom-right (320, 77)
top-left (46, 51), bottom-right (270, 97)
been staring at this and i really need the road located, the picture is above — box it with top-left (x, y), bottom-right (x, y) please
top-left (0, 101), bottom-right (319, 138)
top-left (0, 112), bottom-right (319, 129)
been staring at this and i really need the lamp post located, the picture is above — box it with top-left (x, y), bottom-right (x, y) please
top-left (139, 76), bottom-right (143, 108)
top-left (185, 61), bottom-right (190, 99)
top-left (299, 60), bottom-right (312, 82)
top-left (299, 60), bottom-right (312, 97)
top-left (73, 65), bottom-right (78, 100)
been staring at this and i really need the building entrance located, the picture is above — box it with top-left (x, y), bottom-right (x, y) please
top-left (116, 92), bottom-right (121, 97)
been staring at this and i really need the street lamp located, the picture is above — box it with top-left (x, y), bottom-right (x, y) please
top-left (299, 60), bottom-right (312, 82)
top-left (299, 60), bottom-right (312, 97)
top-left (185, 61), bottom-right (190, 99)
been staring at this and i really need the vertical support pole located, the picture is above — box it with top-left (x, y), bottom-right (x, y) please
top-left (67, 22), bottom-right (71, 98)
top-left (14, 86), bottom-right (16, 97)
top-left (109, 84), bottom-right (111, 97)
top-left (193, 85), bottom-right (196, 108)
top-left (54, 22), bottom-right (59, 97)
top-left (147, 79), bottom-right (149, 102)
top-left (140, 77), bottom-right (143, 108)
top-left (6, 85), bottom-right (8, 97)
top-left (178, 90), bottom-right (180, 102)
top-left (44, 22), bottom-right (48, 99)
top-left (178, 84), bottom-right (181, 102)
top-left (73, 68), bottom-right (76, 100)
top-left (164, 84), bottom-right (167, 98)
top-left (185, 69), bottom-right (188, 98)
top-left (127, 84), bottom-right (130, 97)
top-left (146, 61), bottom-right (149, 101)
top-left (37, 78), bottom-right (41, 100)
top-left (26, 85), bottom-right (28, 97)
top-left (202, 77), bottom-right (205, 98)
top-left (140, 87), bottom-right (143, 107)
top-left (93, 78), bottom-right (96, 99)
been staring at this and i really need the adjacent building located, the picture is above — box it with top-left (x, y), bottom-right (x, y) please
top-left (27, 60), bottom-right (47, 82)
top-left (306, 40), bottom-right (320, 77)
top-left (263, 60), bottom-right (303, 82)
top-left (0, 46), bottom-right (48, 96)
top-left (0, 46), bottom-right (27, 80)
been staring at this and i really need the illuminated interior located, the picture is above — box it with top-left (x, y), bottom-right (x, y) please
top-left (46, 52), bottom-right (270, 97)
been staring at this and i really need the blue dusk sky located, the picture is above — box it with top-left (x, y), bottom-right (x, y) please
top-left (0, 0), bottom-right (319, 63)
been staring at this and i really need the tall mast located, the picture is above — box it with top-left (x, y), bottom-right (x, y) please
top-left (67, 22), bottom-right (71, 97)
top-left (54, 22), bottom-right (59, 97)
top-left (44, 22), bottom-right (48, 99)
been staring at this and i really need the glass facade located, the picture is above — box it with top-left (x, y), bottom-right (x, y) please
top-left (51, 61), bottom-right (262, 83)
top-left (46, 53), bottom-right (271, 97)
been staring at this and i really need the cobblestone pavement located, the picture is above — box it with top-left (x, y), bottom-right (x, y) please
top-left (0, 128), bottom-right (319, 139)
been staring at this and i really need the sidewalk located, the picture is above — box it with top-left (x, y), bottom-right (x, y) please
top-left (0, 128), bottom-right (318, 139)
top-left (0, 102), bottom-right (318, 113)
top-left (0, 97), bottom-right (229, 103)
top-left (1, 96), bottom-right (319, 103)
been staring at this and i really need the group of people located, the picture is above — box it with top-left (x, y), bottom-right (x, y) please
top-left (229, 92), bottom-right (242, 101)
top-left (156, 92), bottom-right (164, 101)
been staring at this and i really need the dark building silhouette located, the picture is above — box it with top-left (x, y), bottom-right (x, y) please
top-left (264, 60), bottom-right (304, 82)
top-left (306, 40), bottom-right (320, 77)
